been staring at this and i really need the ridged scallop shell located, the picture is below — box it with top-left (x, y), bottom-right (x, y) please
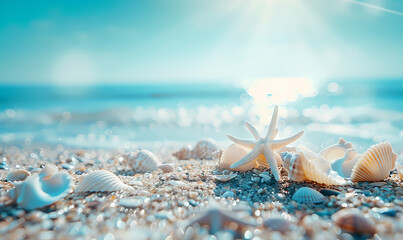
top-left (331, 208), bottom-right (376, 235)
top-left (281, 152), bottom-right (306, 181)
top-left (173, 145), bottom-right (193, 160)
top-left (300, 145), bottom-right (347, 185)
top-left (396, 154), bottom-right (403, 179)
top-left (320, 137), bottom-right (352, 161)
top-left (158, 163), bottom-right (174, 173)
top-left (75, 170), bottom-right (132, 193)
top-left (127, 149), bottom-right (160, 173)
top-left (292, 187), bottom-right (325, 203)
top-left (219, 144), bottom-right (257, 172)
top-left (5, 166), bottom-right (73, 210)
top-left (6, 169), bottom-right (30, 182)
top-left (350, 142), bottom-right (397, 182)
top-left (193, 138), bottom-right (219, 160)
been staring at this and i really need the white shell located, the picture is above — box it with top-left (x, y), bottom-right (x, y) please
top-left (75, 170), bottom-right (132, 193)
top-left (127, 149), bottom-right (160, 173)
top-left (281, 152), bottom-right (306, 182)
top-left (39, 164), bottom-right (59, 179)
top-left (292, 187), bottom-right (325, 203)
top-left (396, 154), bottom-right (403, 179)
top-left (220, 144), bottom-right (257, 172)
top-left (320, 137), bottom-right (352, 162)
top-left (350, 142), bottom-right (397, 182)
top-left (173, 145), bottom-right (193, 160)
top-left (331, 149), bottom-right (360, 178)
top-left (213, 173), bottom-right (237, 182)
top-left (300, 145), bottom-right (347, 185)
top-left (158, 163), bottom-right (174, 173)
top-left (5, 167), bottom-right (72, 210)
top-left (192, 138), bottom-right (219, 160)
top-left (6, 169), bottom-right (30, 182)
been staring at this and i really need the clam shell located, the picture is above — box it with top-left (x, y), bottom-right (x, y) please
top-left (5, 167), bottom-right (73, 210)
top-left (6, 169), bottom-right (30, 182)
top-left (350, 142), bottom-right (397, 182)
top-left (127, 149), bottom-right (160, 173)
top-left (213, 173), bottom-right (237, 182)
top-left (158, 163), bottom-right (174, 173)
top-left (193, 138), bottom-right (219, 160)
top-left (292, 187), bottom-right (325, 203)
top-left (173, 145), bottom-right (193, 160)
top-left (263, 217), bottom-right (291, 233)
top-left (219, 144), bottom-right (257, 172)
top-left (320, 137), bottom-right (352, 161)
top-left (75, 170), bottom-right (132, 193)
top-left (331, 208), bottom-right (376, 235)
top-left (281, 152), bottom-right (306, 181)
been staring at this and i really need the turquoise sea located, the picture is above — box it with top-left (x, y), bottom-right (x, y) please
top-left (1, 80), bottom-right (403, 153)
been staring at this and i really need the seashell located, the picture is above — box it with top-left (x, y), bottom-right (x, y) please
top-left (255, 152), bottom-right (283, 169)
top-left (5, 167), bottom-right (73, 210)
top-left (127, 149), bottom-right (160, 173)
top-left (75, 170), bottom-right (132, 193)
top-left (118, 196), bottom-right (150, 208)
top-left (331, 149), bottom-right (360, 178)
top-left (292, 187), bottom-right (325, 203)
top-left (213, 173), bottom-right (237, 182)
top-left (281, 152), bottom-right (306, 181)
top-left (395, 154), bottom-right (403, 179)
top-left (6, 169), bottom-right (30, 182)
top-left (331, 208), bottom-right (376, 235)
top-left (212, 149), bottom-right (224, 161)
top-left (173, 145), bottom-right (193, 160)
top-left (300, 145), bottom-right (347, 185)
top-left (320, 137), bottom-right (352, 161)
top-left (350, 142), bottom-right (397, 182)
top-left (158, 163), bottom-right (174, 173)
top-left (320, 189), bottom-right (341, 196)
top-left (39, 164), bottom-right (59, 179)
top-left (219, 144), bottom-right (257, 172)
top-left (192, 138), bottom-right (219, 160)
top-left (263, 217), bottom-right (291, 233)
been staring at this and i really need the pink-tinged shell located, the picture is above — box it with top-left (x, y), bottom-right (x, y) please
top-left (193, 138), bottom-right (219, 160)
top-left (212, 149), bottom-right (224, 161)
top-left (281, 152), bottom-right (306, 182)
top-left (320, 137), bottom-right (353, 161)
top-left (6, 169), bottom-right (30, 182)
top-left (292, 187), bottom-right (325, 203)
top-left (219, 144), bottom-right (257, 172)
top-left (263, 217), bottom-right (291, 233)
top-left (173, 145), bottom-right (193, 160)
top-left (350, 142), bottom-right (397, 182)
top-left (331, 208), bottom-right (376, 235)
top-left (127, 149), bottom-right (160, 173)
top-left (158, 163), bottom-right (174, 173)
top-left (75, 170), bottom-right (132, 193)
top-left (396, 154), bottom-right (403, 179)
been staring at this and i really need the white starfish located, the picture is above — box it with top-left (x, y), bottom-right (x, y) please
top-left (227, 105), bottom-right (304, 181)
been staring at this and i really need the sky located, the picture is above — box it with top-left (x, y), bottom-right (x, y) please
top-left (0, 0), bottom-right (402, 85)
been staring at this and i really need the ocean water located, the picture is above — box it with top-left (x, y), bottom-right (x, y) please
top-left (1, 80), bottom-right (403, 153)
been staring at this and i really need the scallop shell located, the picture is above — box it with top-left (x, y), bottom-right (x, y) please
top-left (5, 167), bottom-right (73, 210)
top-left (396, 154), bottom-right (403, 179)
top-left (158, 163), bottom-right (174, 173)
top-left (193, 138), bottom-right (219, 160)
top-left (6, 169), bottom-right (30, 182)
top-left (263, 217), bottom-right (291, 233)
top-left (331, 208), bottom-right (376, 235)
top-left (255, 152), bottom-right (283, 169)
top-left (331, 149), bottom-right (360, 178)
top-left (320, 137), bottom-right (352, 161)
top-left (292, 187), bottom-right (325, 203)
top-left (219, 144), bottom-right (257, 172)
top-left (173, 145), bottom-right (193, 160)
top-left (350, 142), bottom-right (397, 182)
top-left (300, 145), bottom-right (347, 185)
top-left (281, 152), bottom-right (306, 181)
top-left (75, 170), bottom-right (132, 193)
top-left (127, 149), bottom-right (160, 173)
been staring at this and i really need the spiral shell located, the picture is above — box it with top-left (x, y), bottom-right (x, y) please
top-left (320, 137), bottom-right (352, 161)
top-left (281, 152), bottom-right (306, 182)
top-left (6, 169), bottom-right (30, 182)
top-left (158, 163), bottom-right (174, 173)
top-left (75, 170), bottom-right (132, 193)
top-left (127, 149), bottom-right (160, 173)
top-left (350, 142), bottom-right (397, 182)
top-left (193, 138), bottom-right (219, 160)
top-left (173, 145), bottom-right (193, 160)
top-left (331, 208), bottom-right (376, 235)
top-left (292, 187), bottom-right (325, 203)
top-left (219, 144), bottom-right (257, 172)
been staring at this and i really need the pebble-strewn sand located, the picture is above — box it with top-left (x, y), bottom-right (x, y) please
top-left (0, 146), bottom-right (402, 240)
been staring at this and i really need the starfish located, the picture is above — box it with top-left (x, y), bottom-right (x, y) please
top-left (185, 198), bottom-right (257, 234)
top-left (227, 105), bottom-right (304, 181)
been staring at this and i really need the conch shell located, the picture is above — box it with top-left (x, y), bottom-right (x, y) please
top-left (281, 152), bottom-right (306, 181)
top-left (76, 170), bottom-right (133, 193)
top-left (5, 164), bottom-right (73, 210)
top-left (350, 142), bottom-right (397, 182)
top-left (127, 149), bottom-right (160, 173)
